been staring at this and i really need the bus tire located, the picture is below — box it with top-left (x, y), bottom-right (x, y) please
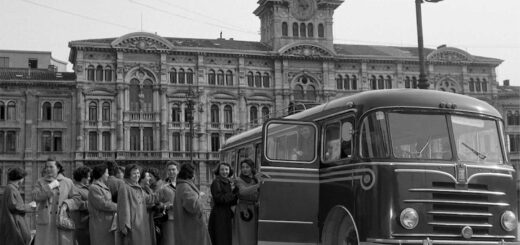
top-left (322, 206), bottom-right (360, 245)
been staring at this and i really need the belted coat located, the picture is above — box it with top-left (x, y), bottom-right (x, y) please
top-left (88, 180), bottom-right (117, 245)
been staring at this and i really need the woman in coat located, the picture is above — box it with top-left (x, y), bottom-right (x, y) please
top-left (117, 164), bottom-right (157, 245)
top-left (156, 160), bottom-right (179, 245)
top-left (32, 157), bottom-right (79, 245)
top-left (208, 162), bottom-right (237, 245)
top-left (70, 166), bottom-right (91, 245)
top-left (234, 159), bottom-right (263, 245)
top-left (0, 167), bottom-right (34, 245)
top-left (88, 164), bottom-right (117, 245)
top-left (139, 168), bottom-right (157, 245)
top-left (173, 163), bottom-right (211, 245)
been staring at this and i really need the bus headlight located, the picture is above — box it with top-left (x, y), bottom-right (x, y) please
top-left (501, 211), bottom-right (517, 231)
top-left (400, 208), bottom-right (419, 230)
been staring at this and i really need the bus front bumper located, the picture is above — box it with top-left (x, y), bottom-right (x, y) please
top-left (363, 238), bottom-right (520, 245)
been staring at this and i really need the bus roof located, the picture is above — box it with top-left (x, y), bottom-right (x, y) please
top-left (223, 89), bottom-right (501, 150)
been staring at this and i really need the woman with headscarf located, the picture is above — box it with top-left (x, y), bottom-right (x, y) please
top-left (208, 162), bottom-right (237, 245)
top-left (234, 159), bottom-right (263, 245)
top-left (0, 167), bottom-right (35, 245)
top-left (32, 157), bottom-right (79, 245)
top-left (117, 164), bottom-right (158, 245)
top-left (174, 163), bottom-right (211, 245)
top-left (88, 164), bottom-right (117, 245)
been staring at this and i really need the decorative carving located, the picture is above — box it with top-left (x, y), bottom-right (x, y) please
top-left (75, 65), bottom-right (83, 73)
top-left (291, 0), bottom-right (316, 21)
top-left (113, 36), bottom-right (172, 51)
top-left (282, 45), bottom-right (332, 58)
top-left (427, 47), bottom-right (473, 64)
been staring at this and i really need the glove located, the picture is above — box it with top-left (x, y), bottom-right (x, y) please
top-left (48, 179), bottom-right (60, 189)
top-left (28, 201), bottom-right (37, 208)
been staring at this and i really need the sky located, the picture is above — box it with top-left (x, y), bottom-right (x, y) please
top-left (1, 0), bottom-right (519, 86)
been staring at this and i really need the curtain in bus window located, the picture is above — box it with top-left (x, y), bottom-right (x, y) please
top-left (388, 113), bottom-right (451, 160)
top-left (361, 111), bottom-right (390, 158)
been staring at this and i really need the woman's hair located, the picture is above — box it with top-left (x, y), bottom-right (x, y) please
top-left (91, 164), bottom-right (108, 180)
top-left (240, 158), bottom-right (256, 175)
top-left (139, 168), bottom-right (151, 182)
top-left (116, 166), bottom-right (125, 175)
top-left (47, 157), bottom-right (64, 175)
top-left (8, 167), bottom-right (27, 181)
top-left (73, 166), bottom-right (92, 182)
top-left (177, 163), bottom-right (196, 180)
top-left (105, 160), bottom-right (119, 176)
top-left (165, 160), bottom-right (180, 168)
top-left (147, 167), bottom-right (161, 180)
top-left (124, 164), bottom-right (141, 179)
top-left (214, 162), bottom-right (234, 177)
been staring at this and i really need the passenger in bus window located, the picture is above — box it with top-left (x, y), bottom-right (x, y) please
top-left (208, 162), bottom-right (237, 245)
top-left (234, 158), bottom-right (265, 245)
top-left (293, 126), bottom-right (314, 161)
top-left (341, 121), bottom-right (353, 158)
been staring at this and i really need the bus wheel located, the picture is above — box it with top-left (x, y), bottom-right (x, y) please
top-left (322, 206), bottom-right (359, 245)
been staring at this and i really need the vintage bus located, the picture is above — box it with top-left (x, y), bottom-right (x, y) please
top-left (220, 89), bottom-right (519, 245)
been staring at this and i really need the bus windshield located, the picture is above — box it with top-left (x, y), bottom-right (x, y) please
top-left (452, 115), bottom-right (504, 164)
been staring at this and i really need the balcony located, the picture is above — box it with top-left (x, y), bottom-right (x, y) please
top-left (125, 111), bottom-right (158, 121)
top-left (77, 151), bottom-right (220, 161)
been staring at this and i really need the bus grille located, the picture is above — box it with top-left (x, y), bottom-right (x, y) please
top-left (405, 182), bottom-right (508, 237)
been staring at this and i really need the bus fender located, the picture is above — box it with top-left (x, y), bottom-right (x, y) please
top-left (321, 205), bottom-right (360, 245)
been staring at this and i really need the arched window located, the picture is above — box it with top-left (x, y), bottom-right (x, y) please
top-left (247, 72), bottom-right (254, 87)
top-left (336, 75), bottom-right (343, 90)
top-left (6, 101), bottom-right (16, 120)
top-left (262, 106), bottom-right (270, 121)
top-left (129, 79), bottom-right (140, 111)
top-left (306, 85), bottom-right (316, 101)
top-left (344, 75), bottom-right (351, 90)
top-left (482, 79), bottom-right (488, 92)
top-left (255, 72), bottom-right (262, 87)
top-left (475, 78), bottom-right (481, 92)
top-left (0, 101), bottom-right (4, 120)
top-left (370, 75), bottom-right (377, 90)
top-left (282, 22), bottom-right (288, 36)
top-left (412, 76), bottom-right (418, 88)
top-left (293, 23), bottom-right (299, 37)
top-left (377, 76), bottom-right (384, 89)
top-left (170, 68), bottom-right (177, 84)
top-left (96, 65), bottom-right (103, 82)
top-left (217, 70), bottom-right (225, 85)
top-left (87, 65), bottom-right (95, 81)
top-left (385, 76), bottom-right (392, 89)
top-left (178, 68), bottom-right (185, 84)
top-left (469, 78), bottom-right (475, 92)
top-left (186, 69), bottom-right (194, 84)
top-left (307, 23), bottom-right (314, 37)
top-left (294, 85), bottom-right (304, 100)
top-left (262, 73), bottom-right (270, 88)
top-left (226, 70), bottom-right (233, 86)
top-left (142, 80), bottom-right (153, 112)
top-left (211, 104), bottom-right (220, 124)
top-left (405, 76), bottom-right (411, 88)
top-left (250, 106), bottom-right (258, 125)
top-left (89, 102), bottom-right (97, 121)
top-left (102, 102), bottom-right (110, 121)
top-left (318, 23), bottom-right (324, 37)
top-left (42, 102), bottom-right (52, 121)
top-left (224, 105), bottom-right (233, 126)
top-left (104, 66), bottom-right (112, 82)
top-left (300, 23), bottom-right (306, 37)
top-left (208, 69), bottom-right (216, 85)
top-left (52, 102), bottom-right (62, 121)
top-left (352, 76), bottom-right (358, 90)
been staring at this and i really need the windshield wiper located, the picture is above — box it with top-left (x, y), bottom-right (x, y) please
top-left (461, 142), bottom-right (487, 160)
top-left (417, 136), bottom-right (431, 157)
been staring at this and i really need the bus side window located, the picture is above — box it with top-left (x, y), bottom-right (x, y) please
top-left (341, 119), bottom-right (354, 158)
top-left (324, 123), bottom-right (341, 162)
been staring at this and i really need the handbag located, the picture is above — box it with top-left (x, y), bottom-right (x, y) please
top-left (56, 204), bottom-right (75, 230)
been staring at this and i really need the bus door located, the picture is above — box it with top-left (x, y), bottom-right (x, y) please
top-left (259, 120), bottom-right (320, 244)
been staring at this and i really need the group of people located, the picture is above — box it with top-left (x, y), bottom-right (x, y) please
top-left (0, 157), bottom-right (264, 245)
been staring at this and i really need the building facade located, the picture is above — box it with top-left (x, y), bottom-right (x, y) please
top-left (1, 0), bottom-right (519, 211)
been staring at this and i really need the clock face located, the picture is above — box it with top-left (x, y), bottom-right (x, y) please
top-left (291, 0), bottom-right (316, 21)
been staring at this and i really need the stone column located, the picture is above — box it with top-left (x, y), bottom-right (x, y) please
top-left (160, 88), bottom-right (168, 151)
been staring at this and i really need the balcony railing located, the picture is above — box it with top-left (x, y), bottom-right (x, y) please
top-left (77, 151), bottom-right (220, 161)
top-left (125, 111), bottom-right (157, 121)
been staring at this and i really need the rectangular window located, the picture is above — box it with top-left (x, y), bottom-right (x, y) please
top-left (185, 132), bottom-right (192, 152)
top-left (211, 133), bottom-right (220, 152)
top-left (6, 131), bottom-right (16, 153)
top-left (143, 127), bottom-right (153, 151)
top-left (172, 133), bottom-right (181, 151)
top-left (510, 134), bottom-right (520, 153)
top-left (102, 132), bottom-right (111, 151)
top-left (89, 132), bottom-right (98, 151)
top-left (42, 131), bottom-right (52, 152)
top-left (0, 57), bottom-right (9, 67)
top-left (28, 59), bottom-right (38, 69)
top-left (130, 127), bottom-right (140, 151)
top-left (0, 131), bottom-right (4, 152)
top-left (53, 131), bottom-right (62, 152)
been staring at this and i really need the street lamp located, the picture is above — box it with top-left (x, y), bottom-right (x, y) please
top-left (415, 0), bottom-right (443, 89)
top-left (185, 86), bottom-right (196, 166)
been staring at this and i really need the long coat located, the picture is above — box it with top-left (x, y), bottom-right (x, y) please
top-left (173, 179), bottom-right (211, 245)
top-left (106, 176), bottom-right (124, 203)
top-left (70, 183), bottom-right (89, 245)
top-left (208, 176), bottom-right (237, 245)
top-left (117, 179), bottom-right (156, 245)
top-left (88, 180), bottom-right (117, 245)
top-left (0, 183), bottom-right (32, 245)
top-left (32, 174), bottom-right (78, 245)
top-left (234, 176), bottom-right (260, 245)
top-left (157, 182), bottom-right (176, 245)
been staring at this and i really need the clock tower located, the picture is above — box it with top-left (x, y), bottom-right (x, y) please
top-left (254, 0), bottom-right (344, 52)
